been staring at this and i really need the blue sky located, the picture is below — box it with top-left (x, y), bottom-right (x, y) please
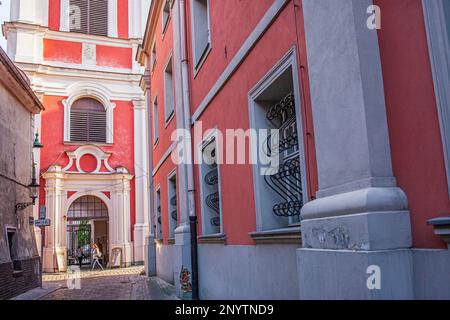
top-left (0, 0), bottom-right (11, 50)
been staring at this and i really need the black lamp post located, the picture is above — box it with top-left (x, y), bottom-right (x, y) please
top-left (33, 133), bottom-right (44, 149)
top-left (15, 162), bottom-right (40, 213)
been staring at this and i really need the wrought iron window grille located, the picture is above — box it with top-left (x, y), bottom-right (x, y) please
top-left (264, 93), bottom-right (303, 219)
top-left (204, 166), bottom-right (221, 227)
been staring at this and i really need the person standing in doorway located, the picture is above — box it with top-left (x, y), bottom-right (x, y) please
top-left (76, 246), bottom-right (83, 269)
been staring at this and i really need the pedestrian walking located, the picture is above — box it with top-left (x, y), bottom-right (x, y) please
top-left (91, 243), bottom-right (104, 271)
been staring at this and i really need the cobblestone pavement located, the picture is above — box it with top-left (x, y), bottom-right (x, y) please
top-left (42, 265), bottom-right (145, 282)
top-left (39, 266), bottom-right (178, 300)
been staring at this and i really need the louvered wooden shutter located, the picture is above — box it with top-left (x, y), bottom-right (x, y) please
top-left (70, 111), bottom-right (89, 142)
top-left (88, 111), bottom-right (107, 142)
top-left (69, 0), bottom-right (108, 37)
top-left (70, 98), bottom-right (107, 143)
top-left (89, 0), bottom-right (108, 37)
top-left (70, 0), bottom-right (88, 34)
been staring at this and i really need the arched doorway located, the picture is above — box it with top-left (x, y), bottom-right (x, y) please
top-left (66, 195), bottom-right (109, 267)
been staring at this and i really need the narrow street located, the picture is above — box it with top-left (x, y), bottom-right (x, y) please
top-left (14, 267), bottom-right (178, 300)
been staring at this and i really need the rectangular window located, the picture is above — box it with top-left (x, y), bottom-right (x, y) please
top-left (153, 96), bottom-right (159, 144)
top-left (198, 134), bottom-right (223, 235)
top-left (69, 0), bottom-right (108, 37)
top-left (191, 0), bottom-right (211, 68)
top-left (164, 56), bottom-right (175, 122)
top-left (6, 228), bottom-right (21, 271)
top-left (162, 0), bottom-right (170, 34)
top-left (167, 172), bottom-right (177, 239)
top-left (152, 42), bottom-right (157, 72)
top-left (155, 188), bottom-right (162, 241)
top-left (249, 51), bottom-right (308, 232)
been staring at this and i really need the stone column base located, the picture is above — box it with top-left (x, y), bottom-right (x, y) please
top-left (297, 248), bottom-right (414, 299)
top-left (145, 235), bottom-right (157, 276)
top-left (42, 247), bottom-right (56, 273)
top-left (174, 223), bottom-right (193, 300)
top-left (133, 223), bottom-right (149, 263)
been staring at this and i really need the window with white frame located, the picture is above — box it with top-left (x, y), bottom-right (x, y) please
top-left (153, 96), bottom-right (159, 144)
top-left (164, 56), bottom-right (175, 122)
top-left (191, 0), bottom-right (211, 68)
top-left (249, 51), bottom-right (307, 232)
top-left (155, 188), bottom-right (162, 240)
top-left (423, 0), bottom-right (450, 197)
top-left (162, 0), bottom-right (171, 34)
top-left (69, 0), bottom-right (108, 36)
top-left (199, 134), bottom-right (222, 235)
top-left (167, 171), bottom-right (177, 239)
top-left (70, 98), bottom-right (107, 143)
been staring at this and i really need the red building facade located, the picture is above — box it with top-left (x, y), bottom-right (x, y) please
top-left (141, 0), bottom-right (450, 299)
top-left (3, 0), bottom-right (151, 272)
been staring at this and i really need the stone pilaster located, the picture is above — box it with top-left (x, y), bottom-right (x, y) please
top-left (298, 0), bottom-right (414, 299)
top-left (133, 99), bottom-right (151, 264)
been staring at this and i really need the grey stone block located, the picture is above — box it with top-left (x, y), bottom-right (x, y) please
top-left (301, 211), bottom-right (412, 251)
top-left (297, 248), bottom-right (414, 300)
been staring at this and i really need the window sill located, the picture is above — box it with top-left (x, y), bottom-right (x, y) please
top-left (249, 227), bottom-right (301, 245)
top-left (168, 238), bottom-right (175, 245)
top-left (198, 233), bottom-right (226, 244)
top-left (64, 141), bottom-right (113, 147)
top-left (12, 270), bottom-right (23, 278)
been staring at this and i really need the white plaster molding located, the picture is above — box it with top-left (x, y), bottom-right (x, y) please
top-left (82, 43), bottom-right (97, 66)
top-left (14, 63), bottom-right (144, 101)
top-left (63, 145), bottom-right (115, 174)
top-left (44, 29), bottom-right (140, 47)
top-left (65, 190), bottom-right (113, 214)
top-left (108, 0), bottom-right (119, 38)
top-left (132, 97), bottom-right (151, 262)
top-left (60, 0), bottom-right (70, 32)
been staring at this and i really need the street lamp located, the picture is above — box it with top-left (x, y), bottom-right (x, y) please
top-left (33, 132), bottom-right (44, 148)
top-left (15, 162), bottom-right (39, 213)
top-left (15, 131), bottom-right (43, 213)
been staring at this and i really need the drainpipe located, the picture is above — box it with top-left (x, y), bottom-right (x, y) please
top-left (145, 68), bottom-right (157, 277)
top-left (178, 0), bottom-right (199, 300)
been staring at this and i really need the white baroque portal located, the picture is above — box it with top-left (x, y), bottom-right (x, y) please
top-left (42, 145), bottom-right (134, 272)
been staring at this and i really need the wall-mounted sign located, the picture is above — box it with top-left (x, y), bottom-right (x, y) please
top-left (34, 219), bottom-right (51, 227)
top-left (39, 206), bottom-right (46, 219)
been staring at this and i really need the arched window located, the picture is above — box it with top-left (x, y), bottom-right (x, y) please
top-left (69, 0), bottom-right (108, 37)
top-left (67, 195), bottom-right (108, 221)
top-left (70, 98), bottom-right (107, 143)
